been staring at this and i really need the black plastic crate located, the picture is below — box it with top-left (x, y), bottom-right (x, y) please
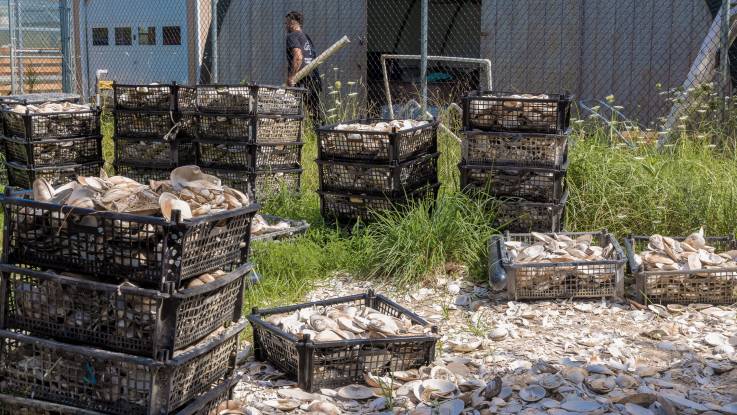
top-left (463, 91), bottom-right (572, 133)
top-left (317, 118), bottom-right (438, 163)
top-left (5, 161), bottom-right (103, 189)
top-left (0, 375), bottom-right (239, 415)
top-left (196, 140), bottom-right (303, 170)
top-left (114, 137), bottom-right (193, 166)
top-left (252, 84), bottom-right (305, 116)
top-left (2, 108), bottom-right (101, 141)
top-left (113, 83), bottom-right (174, 111)
top-left (462, 129), bottom-right (569, 168)
top-left (0, 92), bottom-right (80, 106)
top-left (113, 161), bottom-right (173, 183)
top-left (494, 191), bottom-right (568, 233)
top-left (3, 135), bottom-right (102, 167)
top-left (624, 235), bottom-right (737, 305)
top-left (460, 160), bottom-right (567, 203)
top-left (195, 85), bottom-right (252, 113)
top-left (249, 290), bottom-right (437, 392)
top-left (0, 263), bottom-right (252, 359)
top-left (0, 321), bottom-right (245, 415)
top-left (197, 113), bottom-right (252, 141)
top-left (0, 188), bottom-right (260, 291)
top-left (176, 85), bottom-right (197, 113)
top-left (251, 214), bottom-right (310, 243)
top-left (114, 110), bottom-right (175, 138)
top-left (254, 115), bottom-right (303, 143)
top-left (489, 230), bottom-right (625, 300)
top-left (317, 153), bottom-right (439, 196)
top-left (319, 183), bottom-right (439, 224)
top-left (252, 168), bottom-right (302, 201)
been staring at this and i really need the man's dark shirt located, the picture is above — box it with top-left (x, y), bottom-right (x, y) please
top-left (286, 31), bottom-right (318, 74)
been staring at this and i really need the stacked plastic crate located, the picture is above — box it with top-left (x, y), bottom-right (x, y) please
top-left (316, 119), bottom-right (441, 224)
top-left (0, 97), bottom-right (102, 189)
top-left (112, 83), bottom-right (196, 182)
top-left (0, 185), bottom-right (260, 413)
top-left (191, 84), bottom-right (306, 202)
top-left (461, 91), bottom-right (572, 232)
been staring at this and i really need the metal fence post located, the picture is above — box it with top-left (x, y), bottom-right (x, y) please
top-left (60, 0), bottom-right (74, 93)
top-left (8, 0), bottom-right (17, 94)
top-left (420, 0), bottom-right (428, 117)
top-left (211, 0), bottom-right (219, 83)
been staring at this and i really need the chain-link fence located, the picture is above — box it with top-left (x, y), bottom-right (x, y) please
top-left (1, 0), bottom-right (734, 129)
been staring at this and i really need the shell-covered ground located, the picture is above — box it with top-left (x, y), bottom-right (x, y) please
top-left (232, 269), bottom-right (737, 415)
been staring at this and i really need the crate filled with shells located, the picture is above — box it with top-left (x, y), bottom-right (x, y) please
top-left (113, 110), bottom-right (175, 138)
top-left (113, 83), bottom-right (175, 111)
top-left (490, 230), bottom-right (626, 300)
top-left (254, 115), bottom-right (303, 143)
top-left (252, 84), bottom-right (305, 116)
top-left (3, 135), bottom-right (102, 168)
top-left (196, 113), bottom-right (252, 141)
top-left (0, 263), bottom-right (253, 359)
top-left (5, 160), bottom-right (103, 189)
top-left (248, 290), bottom-right (438, 392)
top-left (115, 136), bottom-right (194, 166)
top-left (1, 102), bottom-right (100, 141)
top-left (0, 320), bottom-right (245, 415)
top-left (318, 183), bottom-right (439, 225)
top-left (463, 91), bottom-right (572, 134)
top-left (317, 119), bottom-right (438, 163)
top-left (196, 141), bottom-right (303, 170)
top-left (460, 160), bottom-right (567, 203)
top-left (624, 229), bottom-right (737, 305)
top-left (251, 214), bottom-right (310, 243)
top-left (317, 152), bottom-right (439, 196)
top-left (204, 167), bottom-right (303, 203)
top-left (462, 129), bottom-right (569, 168)
top-left (494, 191), bottom-right (568, 233)
top-left (176, 85), bottom-right (197, 113)
top-left (1, 166), bottom-right (259, 291)
top-left (195, 85), bottom-right (252, 114)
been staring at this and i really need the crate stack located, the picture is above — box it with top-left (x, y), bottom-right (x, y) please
top-left (112, 83), bottom-right (195, 182)
top-left (0, 185), bottom-right (261, 413)
top-left (0, 98), bottom-right (102, 189)
top-left (191, 84), bottom-right (306, 202)
top-left (461, 91), bottom-right (573, 232)
top-left (316, 119), bottom-right (440, 224)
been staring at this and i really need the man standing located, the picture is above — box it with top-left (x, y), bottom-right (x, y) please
top-left (285, 11), bottom-right (323, 124)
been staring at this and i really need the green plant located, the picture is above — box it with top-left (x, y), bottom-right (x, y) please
top-left (24, 64), bottom-right (39, 93)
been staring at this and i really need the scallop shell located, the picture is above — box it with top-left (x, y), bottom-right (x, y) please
top-left (414, 379), bottom-right (458, 402)
top-left (159, 192), bottom-right (192, 221)
top-left (310, 314), bottom-right (337, 332)
top-left (263, 399), bottom-right (299, 411)
top-left (538, 373), bottom-right (563, 390)
top-left (337, 317), bottom-right (364, 334)
top-left (337, 384), bottom-right (374, 400)
top-left (430, 366), bottom-right (457, 383)
top-left (448, 338), bottom-right (482, 353)
top-left (519, 385), bottom-right (546, 402)
top-left (32, 178), bottom-right (55, 202)
top-left (364, 372), bottom-right (398, 389)
top-left (314, 330), bottom-right (342, 342)
top-left (307, 401), bottom-right (340, 415)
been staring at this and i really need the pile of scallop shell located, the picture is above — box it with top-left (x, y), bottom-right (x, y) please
top-left (7, 101), bottom-right (92, 114)
top-left (633, 228), bottom-right (737, 272)
top-left (31, 165), bottom-right (251, 219)
top-left (115, 111), bottom-right (173, 137)
top-left (3, 102), bottom-right (97, 138)
top-left (256, 87), bottom-right (301, 114)
top-left (468, 93), bottom-right (558, 130)
top-left (251, 214), bottom-right (292, 236)
top-left (463, 167), bottom-right (558, 202)
top-left (321, 120), bottom-right (430, 159)
top-left (116, 84), bottom-right (170, 109)
top-left (321, 163), bottom-right (391, 192)
top-left (198, 86), bottom-right (252, 111)
top-left (265, 304), bottom-right (430, 342)
top-left (198, 114), bottom-right (251, 140)
top-left (255, 117), bottom-right (302, 143)
top-left (334, 119), bottom-right (428, 134)
top-left (464, 131), bottom-right (567, 165)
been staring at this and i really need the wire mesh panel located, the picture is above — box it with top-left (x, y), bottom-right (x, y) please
top-left (494, 230), bottom-right (626, 300)
top-left (3, 135), bottom-right (102, 167)
top-left (0, 322), bottom-right (244, 415)
top-left (249, 291), bottom-right (437, 392)
top-left (624, 236), bottom-right (737, 305)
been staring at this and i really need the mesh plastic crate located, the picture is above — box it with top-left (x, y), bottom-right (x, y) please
top-left (5, 161), bottom-right (103, 189)
top-left (463, 91), bottom-right (572, 133)
top-left (113, 83), bottom-right (174, 111)
top-left (490, 230), bottom-right (625, 300)
top-left (0, 189), bottom-right (260, 291)
top-left (252, 84), bottom-right (305, 116)
top-left (3, 135), bottom-right (102, 167)
top-left (460, 161), bottom-right (567, 203)
top-left (195, 85), bottom-right (252, 113)
top-left (0, 375), bottom-right (238, 415)
top-left (196, 140), bottom-right (303, 170)
top-left (0, 92), bottom-right (80, 106)
top-left (251, 214), bottom-right (310, 243)
top-left (0, 321), bottom-right (245, 415)
top-left (462, 129), bottom-right (569, 168)
top-left (0, 263), bottom-right (252, 359)
top-left (254, 115), bottom-right (303, 143)
top-left (2, 108), bottom-right (100, 141)
top-left (176, 85), bottom-right (197, 113)
top-left (249, 291), bottom-right (437, 392)
top-left (114, 137), bottom-right (194, 166)
top-left (319, 183), bottom-right (439, 224)
top-left (197, 113), bottom-right (252, 141)
top-left (252, 168), bottom-right (302, 201)
top-left (317, 153), bottom-right (439, 196)
top-left (114, 110), bottom-right (175, 138)
top-left (494, 191), bottom-right (568, 233)
top-left (317, 118), bottom-right (438, 163)
top-left (624, 236), bottom-right (737, 305)
top-left (114, 161), bottom-right (173, 183)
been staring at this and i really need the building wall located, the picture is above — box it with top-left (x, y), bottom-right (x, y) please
top-left (481, 0), bottom-right (712, 124)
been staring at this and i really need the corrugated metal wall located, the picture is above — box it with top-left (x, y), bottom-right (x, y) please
top-left (218, 0), bottom-right (367, 86)
top-left (481, 0), bottom-right (712, 124)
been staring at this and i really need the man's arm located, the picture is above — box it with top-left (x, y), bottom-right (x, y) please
top-left (288, 48), bottom-right (303, 86)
